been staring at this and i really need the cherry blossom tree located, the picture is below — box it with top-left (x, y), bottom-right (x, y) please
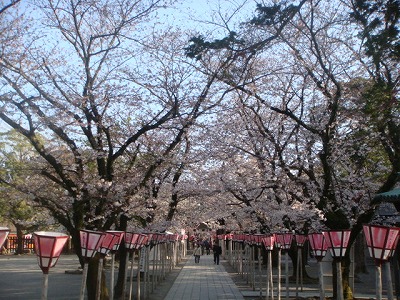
top-left (184, 1), bottom-right (397, 298)
top-left (0, 1), bottom-right (231, 298)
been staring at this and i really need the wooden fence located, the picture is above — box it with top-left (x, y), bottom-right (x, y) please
top-left (2, 235), bottom-right (73, 254)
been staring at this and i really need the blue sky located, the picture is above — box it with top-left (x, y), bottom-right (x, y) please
top-left (159, 0), bottom-right (257, 33)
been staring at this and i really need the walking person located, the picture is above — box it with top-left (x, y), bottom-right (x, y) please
top-left (203, 239), bottom-right (211, 255)
top-left (212, 241), bottom-right (222, 265)
top-left (193, 244), bottom-right (202, 263)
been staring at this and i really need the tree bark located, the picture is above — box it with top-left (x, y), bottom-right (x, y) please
top-left (15, 225), bottom-right (24, 255)
top-left (87, 255), bottom-right (109, 300)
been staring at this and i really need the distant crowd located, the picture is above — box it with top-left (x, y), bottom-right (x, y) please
top-left (190, 235), bottom-right (222, 265)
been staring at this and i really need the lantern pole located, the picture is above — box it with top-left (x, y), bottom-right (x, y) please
top-left (276, 240), bottom-right (281, 300)
top-left (308, 233), bottom-right (329, 300)
top-left (33, 231), bottom-right (69, 300)
top-left (96, 232), bottom-right (120, 300)
top-left (250, 236), bottom-right (255, 289)
top-left (42, 272), bottom-right (49, 300)
top-left (137, 235), bottom-right (149, 300)
top-left (106, 231), bottom-right (124, 300)
top-left (253, 234), bottom-right (264, 299)
top-left (80, 259), bottom-right (89, 300)
top-left (295, 234), bottom-right (307, 298)
top-left (385, 261), bottom-right (394, 300)
top-left (227, 234), bottom-right (233, 265)
top-left (239, 235), bottom-right (244, 275)
top-left (275, 233), bottom-right (293, 300)
top-left (323, 230), bottom-right (351, 300)
top-left (79, 230), bottom-right (105, 300)
top-left (128, 234), bottom-right (147, 300)
top-left (273, 234), bottom-right (283, 300)
top-left (151, 234), bottom-right (158, 293)
top-left (337, 258), bottom-right (344, 300)
top-left (363, 224), bottom-right (400, 300)
top-left (262, 235), bottom-right (275, 300)
top-left (143, 233), bottom-right (153, 299)
top-left (123, 232), bottom-right (140, 300)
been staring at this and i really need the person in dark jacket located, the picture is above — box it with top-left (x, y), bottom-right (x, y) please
top-left (212, 241), bottom-right (222, 265)
top-left (203, 239), bottom-right (211, 255)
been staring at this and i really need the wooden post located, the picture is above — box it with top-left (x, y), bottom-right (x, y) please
top-left (137, 250), bottom-right (142, 300)
top-left (110, 253), bottom-right (116, 300)
top-left (277, 248), bottom-right (281, 300)
top-left (318, 260), bottom-right (325, 300)
top-left (259, 247), bottom-right (263, 299)
top-left (80, 263), bottom-right (88, 300)
top-left (266, 250), bottom-right (270, 300)
top-left (128, 251), bottom-right (135, 300)
top-left (337, 260), bottom-right (344, 300)
top-left (285, 252), bottom-right (289, 300)
top-left (269, 250), bottom-right (274, 300)
top-left (386, 261), bottom-right (394, 300)
top-left (122, 252), bottom-right (130, 300)
top-left (41, 273), bottom-right (48, 300)
top-left (376, 263), bottom-right (382, 300)
top-left (296, 248), bottom-right (300, 298)
top-left (96, 258), bottom-right (103, 300)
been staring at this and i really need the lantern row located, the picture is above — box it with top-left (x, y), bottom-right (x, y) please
top-left (80, 230), bottom-right (187, 260)
top-left (217, 224), bottom-right (400, 263)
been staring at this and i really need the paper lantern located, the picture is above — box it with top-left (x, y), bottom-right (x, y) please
top-left (363, 224), bottom-right (400, 264)
top-left (33, 231), bottom-right (69, 274)
top-left (323, 230), bottom-right (351, 258)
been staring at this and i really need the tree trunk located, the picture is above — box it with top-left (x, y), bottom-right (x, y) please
top-left (15, 225), bottom-right (24, 255)
top-left (342, 255), bottom-right (354, 300)
top-left (290, 246), bottom-right (311, 280)
top-left (87, 255), bottom-right (109, 300)
top-left (113, 215), bottom-right (129, 299)
top-left (114, 242), bottom-right (127, 299)
top-left (354, 233), bottom-right (367, 273)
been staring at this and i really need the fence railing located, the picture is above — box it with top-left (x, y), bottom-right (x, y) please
top-left (4, 236), bottom-right (35, 253)
top-left (2, 236), bottom-right (73, 254)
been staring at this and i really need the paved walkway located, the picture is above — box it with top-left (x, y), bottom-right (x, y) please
top-left (164, 253), bottom-right (244, 300)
